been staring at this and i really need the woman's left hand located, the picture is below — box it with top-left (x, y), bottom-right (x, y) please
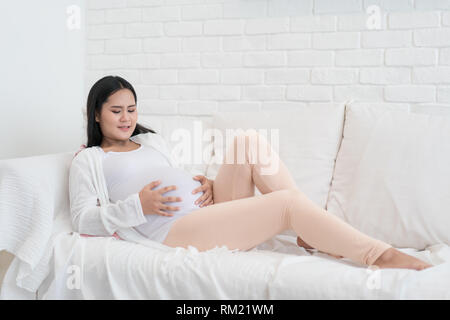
top-left (192, 175), bottom-right (214, 207)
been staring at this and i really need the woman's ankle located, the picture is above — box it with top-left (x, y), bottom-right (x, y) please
top-left (373, 247), bottom-right (396, 265)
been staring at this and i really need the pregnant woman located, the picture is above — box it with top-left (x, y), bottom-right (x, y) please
top-left (70, 75), bottom-right (433, 271)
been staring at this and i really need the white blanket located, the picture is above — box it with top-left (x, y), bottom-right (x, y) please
top-left (35, 233), bottom-right (450, 299)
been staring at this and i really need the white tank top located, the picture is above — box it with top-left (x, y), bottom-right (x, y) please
top-left (100, 144), bottom-right (204, 243)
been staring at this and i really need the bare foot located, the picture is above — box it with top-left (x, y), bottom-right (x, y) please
top-left (296, 236), bottom-right (314, 249)
top-left (296, 236), bottom-right (343, 259)
top-left (373, 248), bottom-right (433, 271)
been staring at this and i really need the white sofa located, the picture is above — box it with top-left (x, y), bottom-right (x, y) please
top-left (1, 103), bottom-right (450, 300)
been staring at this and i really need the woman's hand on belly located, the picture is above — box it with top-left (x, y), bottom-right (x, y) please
top-left (191, 175), bottom-right (214, 207)
top-left (153, 170), bottom-right (205, 213)
top-left (138, 167), bottom-right (207, 215)
top-left (160, 182), bottom-right (204, 214)
top-left (138, 181), bottom-right (184, 217)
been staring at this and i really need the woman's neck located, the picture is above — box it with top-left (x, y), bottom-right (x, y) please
top-left (100, 139), bottom-right (139, 152)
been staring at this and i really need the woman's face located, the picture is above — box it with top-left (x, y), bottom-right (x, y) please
top-left (95, 88), bottom-right (138, 146)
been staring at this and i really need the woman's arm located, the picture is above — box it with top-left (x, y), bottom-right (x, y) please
top-left (69, 162), bottom-right (147, 236)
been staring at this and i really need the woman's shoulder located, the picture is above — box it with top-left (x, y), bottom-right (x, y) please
top-left (71, 146), bottom-right (98, 170)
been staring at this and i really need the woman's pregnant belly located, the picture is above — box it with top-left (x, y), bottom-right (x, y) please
top-left (134, 166), bottom-right (205, 239)
top-left (136, 166), bottom-right (204, 219)
top-left (154, 166), bottom-right (204, 214)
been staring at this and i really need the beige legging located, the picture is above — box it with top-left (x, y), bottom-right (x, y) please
top-left (162, 133), bottom-right (392, 266)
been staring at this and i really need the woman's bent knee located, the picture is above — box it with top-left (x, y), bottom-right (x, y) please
top-left (278, 188), bottom-right (304, 199)
top-left (270, 188), bottom-right (303, 211)
top-left (275, 188), bottom-right (308, 222)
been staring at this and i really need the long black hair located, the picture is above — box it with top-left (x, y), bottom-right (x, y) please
top-left (85, 75), bottom-right (156, 147)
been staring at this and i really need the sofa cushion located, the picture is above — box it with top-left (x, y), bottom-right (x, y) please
top-left (206, 104), bottom-right (346, 209)
top-left (326, 104), bottom-right (450, 250)
top-left (139, 115), bottom-right (214, 177)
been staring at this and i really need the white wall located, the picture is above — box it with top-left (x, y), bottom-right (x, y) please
top-left (0, 0), bottom-right (86, 160)
top-left (85, 0), bottom-right (450, 123)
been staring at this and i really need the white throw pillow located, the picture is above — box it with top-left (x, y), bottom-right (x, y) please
top-left (139, 115), bottom-right (214, 177)
top-left (326, 104), bottom-right (450, 250)
top-left (205, 104), bottom-right (346, 236)
top-left (0, 152), bottom-right (75, 291)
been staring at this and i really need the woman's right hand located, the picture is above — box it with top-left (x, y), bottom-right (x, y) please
top-left (138, 180), bottom-right (183, 216)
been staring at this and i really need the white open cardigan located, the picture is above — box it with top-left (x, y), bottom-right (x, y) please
top-left (69, 132), bottom-right (195, 245)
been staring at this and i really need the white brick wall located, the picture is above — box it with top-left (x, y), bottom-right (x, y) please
top-left (86, 0), bottom-right (450, 117)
